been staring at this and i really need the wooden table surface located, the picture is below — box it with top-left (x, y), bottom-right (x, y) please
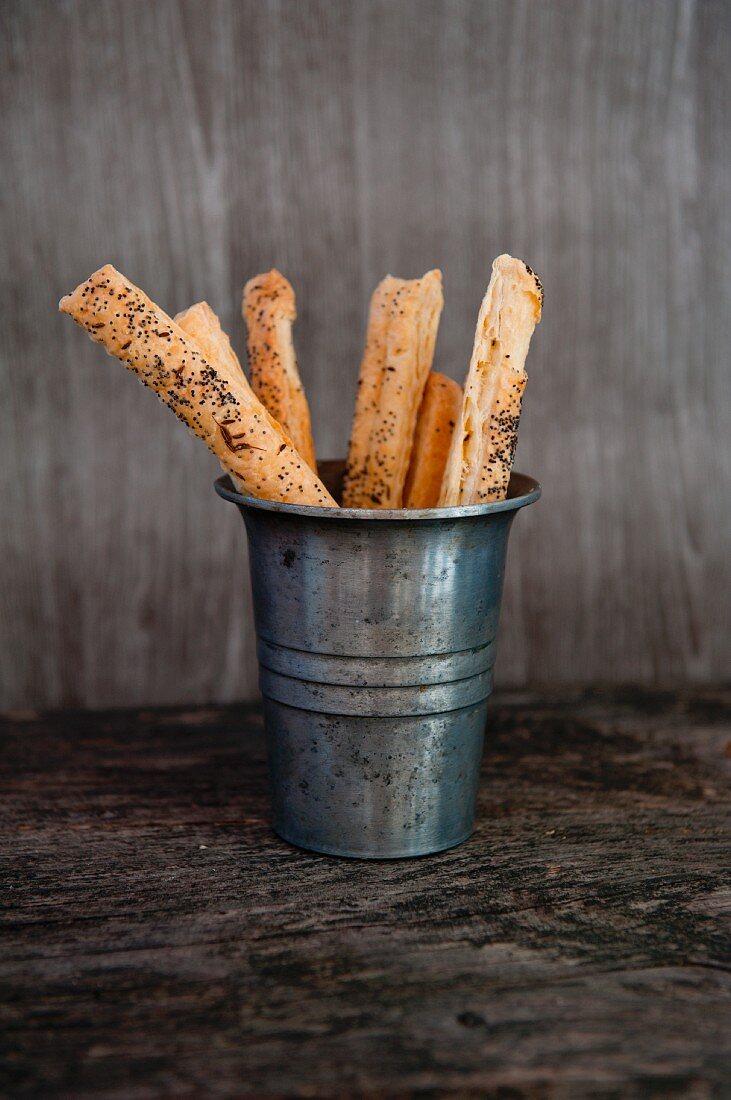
top-left (1, 688), bottom-right (730, 1098)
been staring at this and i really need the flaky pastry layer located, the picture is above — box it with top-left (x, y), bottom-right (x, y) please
top-left (242, 270), bottom-right (317, 472)
top-left (404, 372), bottom-right (462, 508)
top-left (439, 255), bottom-right (542, 506)
top-left (59, 265), bottom-right (336, 508)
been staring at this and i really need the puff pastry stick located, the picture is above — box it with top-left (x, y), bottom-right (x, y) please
top-left (59, 265), bottom-right (337, 508)
top-left (344, 270), bottom-right (444, 508)
top-left (175, 301), bottom-right (259, 485)
top-left (342, 275), bottom-right (402, 507)
top-left (242, 270), bottom-right (317, 472)
top-left (175, 301), bottom-right (252, 394)
top-left (439, 255), bottom-right (542, 506)
top-left (403, 372), bottom-right (462, 508)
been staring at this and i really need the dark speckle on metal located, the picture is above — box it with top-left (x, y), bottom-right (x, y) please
top-left (215, 460), bottom-right (541, 858)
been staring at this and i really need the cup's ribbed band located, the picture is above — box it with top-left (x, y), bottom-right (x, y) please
top-left (257, 637), bottom-right (496, 687)
top-left (259, 663), bottom-right (494, 718)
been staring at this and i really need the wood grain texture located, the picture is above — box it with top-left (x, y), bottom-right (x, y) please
top-left (0, 0), bottom-right (729, 708)
top-left (1, 689), bottom-right (730, 1096)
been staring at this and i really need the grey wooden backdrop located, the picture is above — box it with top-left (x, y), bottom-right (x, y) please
top-left (1, 0), bottom-right (729, 710)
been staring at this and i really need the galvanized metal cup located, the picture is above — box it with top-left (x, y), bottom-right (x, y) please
top-left (216, 460), bottom-right (540, 859)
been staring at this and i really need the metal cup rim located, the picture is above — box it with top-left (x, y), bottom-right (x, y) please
top-left (215, 463), bottom-right (541, 521)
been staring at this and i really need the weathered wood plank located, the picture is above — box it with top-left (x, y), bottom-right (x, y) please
top-left (0, 0), bottom-right (730, 708)
top-left (1, 689), bottom-right (729, 1096)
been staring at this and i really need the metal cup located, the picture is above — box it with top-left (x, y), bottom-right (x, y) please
top-left (216, 460), bottom-right (540, 859)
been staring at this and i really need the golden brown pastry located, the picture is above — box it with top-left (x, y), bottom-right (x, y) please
top-left (242, 270), bottom-right (317, 472)
top-left (343, 270), bottom-right (443, 508)
top-left (59, 265), bottom-right (337, 508)
top-left (342, 275), bottom-right (402, 507)
top-left (439, 255), bottom-right (542, 505)
top-left (175, 301), bottom-right (258, 481)
top-left (403, 372), bottom-right (462, 508)
top-left (175, 301), bottom-right (252, 393)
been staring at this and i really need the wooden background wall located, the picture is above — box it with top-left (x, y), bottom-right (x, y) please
top-left (1, 0), bottom-right (729, 709)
